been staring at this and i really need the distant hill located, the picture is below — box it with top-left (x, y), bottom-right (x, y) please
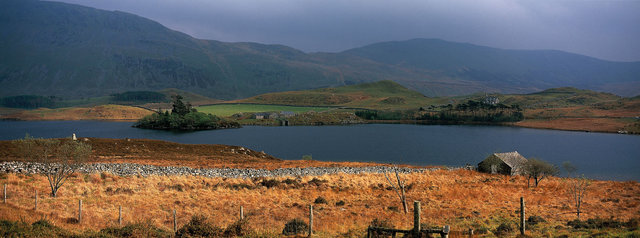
top-left (242, 81), bottom-right (633, 111)
top-left (481, 87), bottom-right (623, 109)
top-left (1, 0), bottom-right (639, 99)
top-left (0, 0), bottom-right (345, 99)
top-left (341, 39), bottom-right (640, 96)
top-left (239, 80), bottom-right (443, 110)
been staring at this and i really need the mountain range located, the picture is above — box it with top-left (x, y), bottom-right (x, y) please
top-left (1, 0), bottom-right (639, 100)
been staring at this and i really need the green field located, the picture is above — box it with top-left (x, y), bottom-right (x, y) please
top-left (195, 104), bottom-right (332, 117)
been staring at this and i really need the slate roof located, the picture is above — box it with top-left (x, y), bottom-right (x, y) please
top-left (493, 151), bottom-right (528, 168)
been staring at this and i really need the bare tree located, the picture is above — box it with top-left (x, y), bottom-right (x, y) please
top-left (562, 161), bottom-right (577, 178)
top-left (384, 167), bottom-right (408, 214)
top-left (13, 135), bottom-right (91, 197)
top-left (523, 158), bottom-right (558, 187)
top-left (568, 175), bottom-right (590, 220)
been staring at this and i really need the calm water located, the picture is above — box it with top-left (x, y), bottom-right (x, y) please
top-left (1, 121), bottom-right (638, 181)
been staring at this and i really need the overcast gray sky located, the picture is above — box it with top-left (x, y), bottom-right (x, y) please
top-left (52, 0), bottom-right (640, 62)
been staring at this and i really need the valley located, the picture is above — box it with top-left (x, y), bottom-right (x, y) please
top-left (3, 81), bottom-right (638, 134)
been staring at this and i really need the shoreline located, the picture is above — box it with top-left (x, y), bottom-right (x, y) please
top-left (1, 117), bottom-right (637, 135)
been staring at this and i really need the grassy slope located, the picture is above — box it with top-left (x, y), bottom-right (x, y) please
top-left (499, 88), bottom-right (640, 133)
top-left (138, 88), bottom-right (223, 110)
top-left (239, 80), bottom-right (445, 110)
top-left (239, 82), bottom-right (640, 133)
top-left (196, 104), bottom-right (331, 117)
top-left (158, 88), bottom-right (222, 105)
top-left (2, 81), bottom-right (637, 133)
top-left (0, 105), bottom-right (154, 121)
top-left (499, 87), bottom-right (622, 109)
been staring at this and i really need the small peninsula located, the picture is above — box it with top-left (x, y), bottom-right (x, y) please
top-left (133, 95), bottom-right (240, 130)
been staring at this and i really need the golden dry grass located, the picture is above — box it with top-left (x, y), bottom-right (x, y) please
top-left (0, 105), bottom-right (154, 121)
top-left (0, 138), bottom-right (390, 170)
top-left (0, 139), bottom-right (638, 236)
top-left (517, 102), bottom-right (640, 133)
top-left (1, 169), bottom-right (638, 237)
top-left (515, 118), bottom-right (629, 133)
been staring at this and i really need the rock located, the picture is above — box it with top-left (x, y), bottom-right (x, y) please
top-left (0, 161), bottom-right (431, 179)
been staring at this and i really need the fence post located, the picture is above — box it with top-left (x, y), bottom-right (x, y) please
top-left (308, 204), bottom-right (313, 237)
top-left (413, 201), bottom-right (421, 234)
top-left (34, 190), bottom-right (37, 210)
top-left (442, 225), bottom-right (450, 238)
top-left (173, 209), bottom-right (177, 232)
top-left (520, 197), bottom-right (525, 235)
top-left (119, 206), bottom-right (122, 225)
top-left (78, 199), bottom-right (82, 223)
top-left (3, 184), bottom-right (6, 203)
top-left (240, 206), bottom-right (244, 220)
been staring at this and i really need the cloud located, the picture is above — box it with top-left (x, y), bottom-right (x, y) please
top-left (52, 0), bottom-right (640, 61)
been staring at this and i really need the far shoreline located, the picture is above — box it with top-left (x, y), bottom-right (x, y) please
top-left (1, 117), bottom-right (637, 135)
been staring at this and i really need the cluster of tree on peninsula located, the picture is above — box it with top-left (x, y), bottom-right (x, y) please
top-left (416, 100), bottom-right (523, 122)
top-left (134, 95), bottom-right (240, 130)
top-left (355, 99), bottom-right (524, 123)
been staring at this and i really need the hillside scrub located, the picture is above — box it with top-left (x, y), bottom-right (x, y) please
top-left (0, 95), bottom-right (57, 109)
top-left (110, 91), bottom-right (167, 103)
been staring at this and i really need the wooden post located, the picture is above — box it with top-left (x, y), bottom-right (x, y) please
top-left (78, 199), bottom-right (82, 223)
top-left (308, 204), bottom-right (313, 237)
top-left (3, 184), bottom-right (6, 203)
top-left (442, 225), bottom-right (450, 238)
top-left (240, 206), bottom-right (244, 220)
top-left (520, 197), bottom-right (525, 235)
top-left (413, 201), bottom-right (421, 234)
top-left (34, 190), bottom-right (37, 210)
top-left (118, 206), bottom-right (122, 225)
top-left (173, 210), bottom-right (177, 232)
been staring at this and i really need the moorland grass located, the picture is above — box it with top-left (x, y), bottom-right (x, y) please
top-left (0, 169), bottom-right (638, 237)
top-left (196, 104), bottom-right (331, 117)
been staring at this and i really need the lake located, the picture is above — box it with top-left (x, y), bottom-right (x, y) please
top-left (1, 121), bottom-right (638, 181)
